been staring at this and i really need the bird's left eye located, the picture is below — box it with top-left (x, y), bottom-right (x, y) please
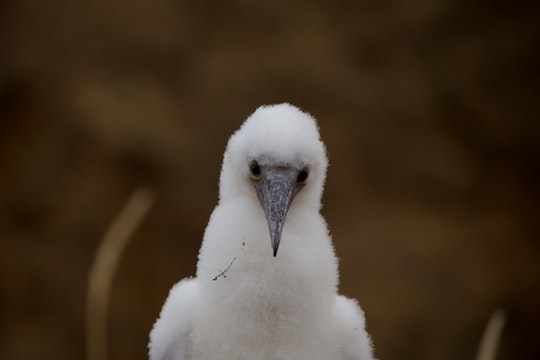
top-left (297, 168), bottom-right (309, 184)
top-left (249, 160), bottom-right (262, 180)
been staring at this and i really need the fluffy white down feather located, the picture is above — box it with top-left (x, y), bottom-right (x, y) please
top-left (149, 103), bottom-right (374, 360)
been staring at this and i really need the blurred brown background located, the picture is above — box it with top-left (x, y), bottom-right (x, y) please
top-left (1, 0), bottom-right (539, 359)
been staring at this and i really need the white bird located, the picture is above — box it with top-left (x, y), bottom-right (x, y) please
top-left (149, 103), bottom-right (374, 360)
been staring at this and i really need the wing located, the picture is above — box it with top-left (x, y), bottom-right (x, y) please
top-left (149, 278), bottom-right (199, 360)
top-left (334, 295), bottom-right (374, 360)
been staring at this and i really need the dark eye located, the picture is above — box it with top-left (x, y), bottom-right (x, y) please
top-left (297, 168), bottom-right (309, 184)
top-left (249, 160), bottom-right (261, 179)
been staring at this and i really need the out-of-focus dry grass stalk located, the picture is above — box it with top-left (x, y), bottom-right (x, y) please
top-left (476, 309), bottom-right (506, 360)
top-left (86, 188), bottom-right (154, 360)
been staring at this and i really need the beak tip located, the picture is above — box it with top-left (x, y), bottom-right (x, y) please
top-left (271, 229), bottom-right (281, 257)
top-left (272, 237), bottom-right (279, 257)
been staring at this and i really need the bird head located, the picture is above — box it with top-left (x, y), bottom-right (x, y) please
top-left (219, 103), bottom-right (328, 256)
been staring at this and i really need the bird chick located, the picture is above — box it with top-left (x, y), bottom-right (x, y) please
top-left (149, 103), bottom-right (374, 360)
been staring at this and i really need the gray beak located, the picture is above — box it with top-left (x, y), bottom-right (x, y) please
top-left (254, 166), bottom-right (302, 257)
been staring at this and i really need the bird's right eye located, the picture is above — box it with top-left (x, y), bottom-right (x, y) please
top-left (249, 160), bottom-right (261, 180)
